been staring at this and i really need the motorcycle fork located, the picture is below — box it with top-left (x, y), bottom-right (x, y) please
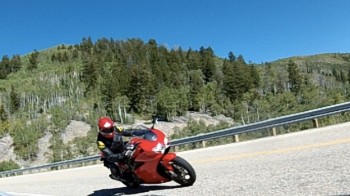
top-left (160, 150), bottom-right (177, 178)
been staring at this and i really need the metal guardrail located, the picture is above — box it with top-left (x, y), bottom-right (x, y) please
top-left (170, 101), bottom-right (350, 146)
top-left (0, 155), bottom-right (100, 178)
top-left (1, 101), bottom-right (350, 178)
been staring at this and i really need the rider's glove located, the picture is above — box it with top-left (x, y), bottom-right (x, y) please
top-left (113, 123), bottom-right (124, 132)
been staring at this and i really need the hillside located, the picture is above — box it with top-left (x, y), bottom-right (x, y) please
top-left (0, 37), bottom-right (350, 170)
top-left (264, 53), bottom-right (350, 93)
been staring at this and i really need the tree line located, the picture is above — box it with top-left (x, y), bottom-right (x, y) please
top-left (77, 37), bottom-right (262, 121)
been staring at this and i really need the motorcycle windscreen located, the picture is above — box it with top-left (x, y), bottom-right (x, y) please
top-left (143, 131), bottom-right (157, 141)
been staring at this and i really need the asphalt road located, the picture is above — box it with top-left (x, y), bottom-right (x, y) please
top-left (1, 122), bottom-right (350, 196)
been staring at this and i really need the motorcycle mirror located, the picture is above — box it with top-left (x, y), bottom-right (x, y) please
top-left (151, 116), bottom-right (158, 124)
top-left (151, 116), bottom-right (158, 129)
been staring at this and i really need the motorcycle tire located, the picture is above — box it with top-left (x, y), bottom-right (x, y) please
top-left (122, 181), bottom-right (140, 188)
top-left (171, 156), bottom-right (196, 186)
top-left (121, 172), bottom-right (140, 188)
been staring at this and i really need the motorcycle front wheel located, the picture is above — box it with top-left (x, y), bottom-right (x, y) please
top-left (171, 156), bottom-right (196, 186)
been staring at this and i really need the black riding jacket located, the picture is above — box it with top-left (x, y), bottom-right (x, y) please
top-left (97, 128), bottom-right (146, 162)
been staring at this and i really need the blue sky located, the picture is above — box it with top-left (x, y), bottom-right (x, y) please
top-left (1, 0), bottom-right (349, 63)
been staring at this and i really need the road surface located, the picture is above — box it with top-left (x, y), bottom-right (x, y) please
top-left (1, 122), bottom-right (350, 196)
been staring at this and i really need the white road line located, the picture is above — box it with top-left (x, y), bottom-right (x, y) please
top-left (4, 192), bottom-right (54, 196)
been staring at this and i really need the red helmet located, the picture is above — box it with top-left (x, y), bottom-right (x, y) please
top-left (98, 116), bottom-right (115, 139)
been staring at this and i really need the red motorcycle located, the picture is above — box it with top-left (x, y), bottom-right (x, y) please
top-left (110, 118), bottom-right (196, 188)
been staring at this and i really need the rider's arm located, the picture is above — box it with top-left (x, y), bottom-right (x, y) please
top-left (114, 123), bottom-right (148, 137)
top-left (122, 129), bottom-right (148, 137)
top-left (97, 140), bottom-right (124, 162)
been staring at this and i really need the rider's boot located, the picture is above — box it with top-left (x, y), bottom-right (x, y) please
top-left (109, 174), bottom-right (121, 181)
top-left (109, 166), bottom-right (122, 181)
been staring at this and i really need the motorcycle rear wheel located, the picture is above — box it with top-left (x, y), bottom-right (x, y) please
top-left (171, 156), bottom-right (196, 186)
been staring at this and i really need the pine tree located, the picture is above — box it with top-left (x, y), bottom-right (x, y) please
top-left (0, 58), bottom-right (8, 79)
top-left (147, 39), bottom-right (164, 90)
top-left (287, 60), bottom-right (303, 95)
top-left (223, 60), bottom-right (251, 101)
top-left (80, 37), bottom-right (93, 54)
top-left (236, 54), bottom-right (246, 64)
top-left (222, 60), bottom-right (235, 100)
top-left (189, 70), bottom-right (204, 110)
top-left (127, 63), bottom-right (154, 113)
top-left (0, 55), bottom-right (10, 79)
top-left (199, 47), bottom-right (216, 83)
top-left (186, 48), bottom-right (201, 70)
top-left (81, 55), bottom-right (99, 95)
top-left (249, 64), bottom-right (260, 88)
top-left (10, 54), bottom-right (22, 73)
top-left (1, 55), bottom-right (10, 73)
top-left (228, 51), bottom-right (236, 62)
top-left (27, 50), bottom-right (39, 70)
top-left (167, 49), bottom-right (187, 88)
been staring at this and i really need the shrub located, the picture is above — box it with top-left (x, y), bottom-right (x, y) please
top-left (0, 160), bottom-right (20, 172)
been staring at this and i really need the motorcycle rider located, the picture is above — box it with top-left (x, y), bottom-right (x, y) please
top-left (96, 116), bottom-right (146, 181)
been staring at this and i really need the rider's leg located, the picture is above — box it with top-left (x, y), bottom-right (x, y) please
top-left (109, 162), bottom-right (122, 181)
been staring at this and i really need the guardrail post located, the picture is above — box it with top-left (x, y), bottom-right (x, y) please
top-left (233, 134), bottom-right (239, 142)
top-left (202, 140), bottom-right (206, 148)
top-left (313, 118), bottom-right (319, 128)
top-left (174, 146), bottom-right (179, 152)
top-left (271, 127), bottom-right (277, 136)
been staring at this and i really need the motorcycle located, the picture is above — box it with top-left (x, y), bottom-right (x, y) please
top-left (106, 117), bottom-right (196, 188)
